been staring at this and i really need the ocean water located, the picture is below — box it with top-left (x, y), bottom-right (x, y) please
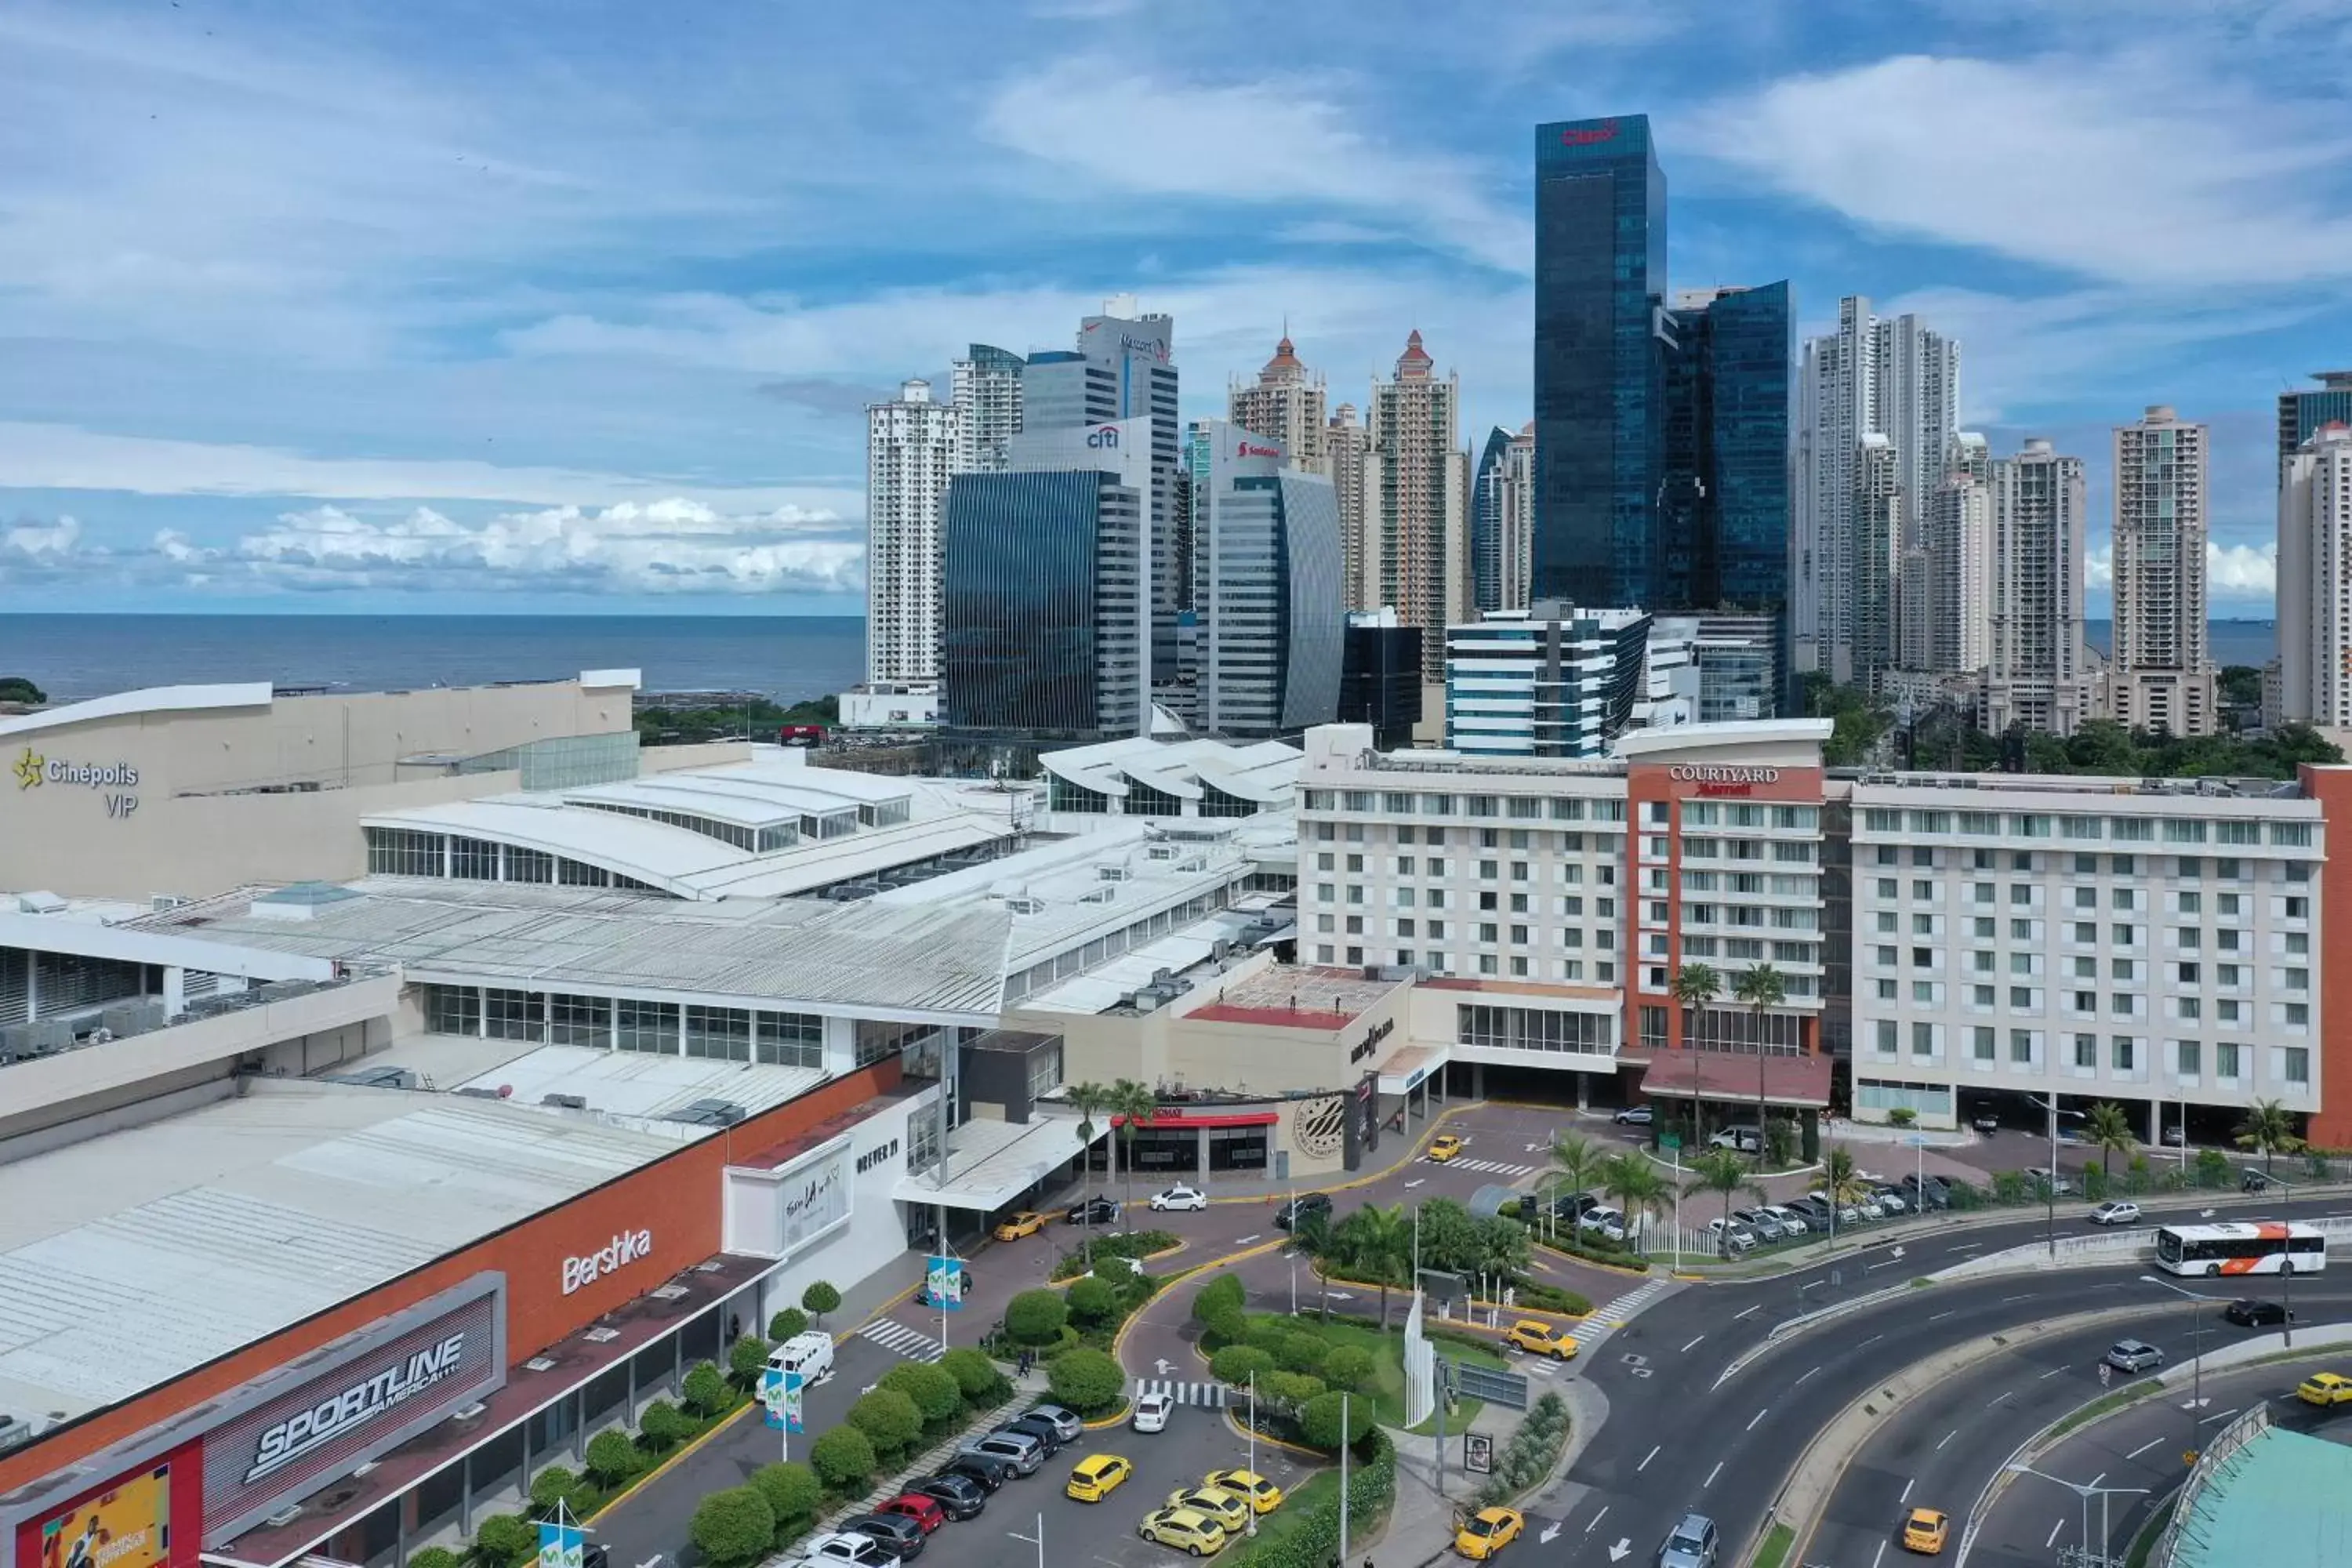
top-left (0, 615), bottom-right (867, 704)
top-left (2086, 619), bottom-right (2274, 670)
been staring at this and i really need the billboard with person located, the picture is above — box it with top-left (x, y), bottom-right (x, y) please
top-left (36, 1464), bottom-right (172, 1568)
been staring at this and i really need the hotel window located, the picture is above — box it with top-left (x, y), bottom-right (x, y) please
top-left (2010, 1029), bottom-right (2035, 1064)
top-left (1973, 985), bottom-right (1995, 1007)
top-left (757, 1011), bottom-right (823, 1069)
top-left (2216, 821), bottom-right (2259, 846)
top-left (2163, 819), bottom-right (2206, 844)
top-left (2112, 1036), bottom-right (2137, 1073)
top-left (2271, 822), bottom-right (2314, 848)
top-left (616, 999), bottom-right (680, 1054)
top-left (1973, 1026), bottom-right (1995, 1062)
top-left (2285, 1002), bottom-right (2310, 1029)
top-left (1875, 1019), bottom-right (1897, 1055)
top-left (547, 993), bottom-right (612, 1047)
top-left (2074, 1034), bottom-right (2096, 1069)
top-left (2285, 1047), bottom-right (2311, 1085)
top-left (1877, 978), bottom-right (1898, 1000)
top-left (1912, 1022), bottom-right (1936, 1057)
top-left (1976, 918), bottom-right (1998, 939)
top-left (2011, 987), bottom-right (2036, 1009)
top-left (485, 987), bottom-right (543, 1042)
top-left (424, 983), bottom-right (479, 1036)
top-left (2176, 1040), bottom-right (2200, 1076)
top-left (2216, 1041), bottom-right (2241, 1079)
top-left (2110, 818), bottom-right (2153, 843)
top-left (2072, 956), bottom-right (2096, 980)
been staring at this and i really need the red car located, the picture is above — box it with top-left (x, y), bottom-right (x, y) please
top-left (878, 1494), bottom-right (946, 1534)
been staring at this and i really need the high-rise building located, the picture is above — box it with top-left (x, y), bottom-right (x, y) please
top-left (950, 344), bottom-right (1024, 474)
top-left (1444, 605), bottom-right (1652, 758)
top-left (1660, 282), bottom-right (1793, 626)
top-left (1470, 426), bottom-right (1515, 615)
top-left (1229, 334), bottom-right (1327, 473)
top-left (1795, 296), bottom-right (1960, 687)
top-left (1532, 114), bottom-right (1666, 608)
top-left (1366, 331), bottom-right (1469, 687)
top-left (1985, 439), bottom-right (2090, 735)
top-left (2279, 372), bottom-right (2352, 466)
top-left (1500, 423), bottom-right (1536, 612)
top-left (2279, 423), bottom-right (2352, 727)
top-left (1326, 403), bottom-right (1371, 610)
top-left (1921, 454), bottom-right (1994, 676)
top-left (2111, 406), bottom-right (2218, 737)
top-left (1022, 298), bottom-right (1182, 687)
top-left (1338, 608), bottom-right (1424, 749)
top-left (1190, 421), bottom-right (1343, 737)
top-left (863, 378), bottom-right (960, 685)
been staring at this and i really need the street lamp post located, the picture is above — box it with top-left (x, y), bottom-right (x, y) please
top-left (2140, 1274), bottom-right (2213, 1461)
top-left (2028, 1094), bottom-right (2085, 1258)
top-left (2007, 1464), bottom-right (2148, 1568)
top-left (1245, 1371), bottom-right (1258, 1537)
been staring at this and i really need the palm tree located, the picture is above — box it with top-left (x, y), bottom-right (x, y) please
top-left (1669, 963), bottom-right (1722, 1141)
top-left (1544, 1132), bottom-right (1608, 1244)
top-left (1682, 1146), bottom-right (1766, 1238)
top-left (2085, 1101), bottom-right (2136, 1181)
top-left (1733, 964), bottom-right (1788, 1167)
top-left (1107, 1078), bottom-right (1158, 1226)
top-left (1065, 1080), bottom-right (1112, 1260)
top-left (2236, 1098), bottom-right (2302, 1176)
top-left (1331, 1203), bottom-right (1414, 1327)
top-left (1599, 1152), bottom-right (1671, 1244)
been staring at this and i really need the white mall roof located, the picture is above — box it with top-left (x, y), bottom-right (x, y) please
top-left (357, 1040), bottom-right (830, 1131)
top-left (1041, 735), bottom-right (1301, 806)
top-left (894, 1109), bottom-right (1097, 1212)
top-left (0, 1079), bottom-right (682, 1423)
top-left (0, 682), bottom-right (273, 739)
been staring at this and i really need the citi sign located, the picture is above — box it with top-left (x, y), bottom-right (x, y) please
top-left (1559, 118), bottom-right (1621, 147)
top-left (561, 1228), bottom-right (654, 1294)
top-left (1086, 426), bottom-right (1122, 449)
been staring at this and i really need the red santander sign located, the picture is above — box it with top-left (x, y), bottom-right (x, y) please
top-left (1559, 119), bottom-right (1621, 147)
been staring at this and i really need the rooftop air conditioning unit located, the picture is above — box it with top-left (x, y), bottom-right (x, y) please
top-left (541, 1092), bottom-right (589, 1110)
top-left (15, 891), bottom-right (65, 916)
top-left (1004, 897), bottom-right (1043, 916)
top-left (454, 1086), bottom-right (503, 1100)
top-left (151, 895), bottom-right (191, 913)
top-left (1098, 866), bottom-right (1132, 882)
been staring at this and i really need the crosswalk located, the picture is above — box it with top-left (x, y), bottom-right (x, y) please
top-left (1567, 1276), bottom-right (1671, 1345)
top-left (1131, 1377), bottom-right (1229, 1409)
top-left (857, 1317), bottom-right (946, 1363)
top-left (1428, 1156), bottom-right (1540, 1177)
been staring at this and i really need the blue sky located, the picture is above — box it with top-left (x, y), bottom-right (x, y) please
top-left (2, 0), bottom-right (2347, 616)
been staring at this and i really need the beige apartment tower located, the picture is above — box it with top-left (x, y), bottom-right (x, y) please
top-left (1364, 332), bottom-right (1468, 686)
top-left (2110, 405), bottom-right (2217, 736)
top-left (1229, 334), bottom-right (1329, 474)
top-left (1326, 403), bottom-right (1370, 612)
top-left (1985, 438), bottom-right (2091, 735)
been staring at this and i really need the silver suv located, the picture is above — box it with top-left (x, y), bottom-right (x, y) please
top-left (1657, 1512), bottom-right (1718, 1568)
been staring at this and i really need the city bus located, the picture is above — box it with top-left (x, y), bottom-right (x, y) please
top-left (2152, 1221), bottom-right (2328, 1277)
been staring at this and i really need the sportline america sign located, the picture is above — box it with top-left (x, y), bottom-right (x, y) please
top-left (201, 1276), bottom-right (503, 1542)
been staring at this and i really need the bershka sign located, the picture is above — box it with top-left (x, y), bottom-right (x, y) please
top-left (202, 1278), bottom-right (502, 1541)
top-left (1667, 764), bottom-right (1782, 785)
top-left (561, 1228), bottom-right (654, 1295)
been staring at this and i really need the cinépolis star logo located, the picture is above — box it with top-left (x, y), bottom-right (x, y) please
top-left (12, 746), bottom-right (43, 790)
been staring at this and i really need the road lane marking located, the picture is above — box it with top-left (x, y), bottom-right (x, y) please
top-left (1584, 1506), bottom-right (1609, 1535)
top-left (1682, 1335), bottom-right (1707, 1353)
top-left (1900, 1478), bottom-right (1915, 1504)
top-left (2201, 1407), bottom-right (2240, 1425)
top-left (1859, 1334), bottom-right (1883, 1348)
top-left (1704, 1461), bottom-right (1723, 1489)
top-left (1795, 1365), bottom-right (1820, 1385)
top-left (1871, 1542), bottom-right (1887, 1568)
top-left (2046, 1520), bottom-right (2065, 1549)
top-left (1936, 1429), bottom-right (1958, 1451)
top-left (1988, 1390), bottom-right (2013, 1408)
top-left (2090, 1472), bottom-right (2106, 1488)
top-left (1638, 1445), bottom-right (1661, 1472)
top-left (2039, 1367), bottom-right (2067, 1379)
top-left (1232, 1234), bottom-right (1262, 1245)
top-left (2001, 1293), bottom-right (2037, 1305)
top-left (1748, 1408), bottom-right (1769, 1431)
top-left (1735, 1304), bottom-right (1762, 1320)
top-left (1929, 1310), bottom-right (1957, 1322)
top-left (1947, 1242), bottom-right (1984, 1253)
top-left (2126, 1437), bottom-right (2163, 1460)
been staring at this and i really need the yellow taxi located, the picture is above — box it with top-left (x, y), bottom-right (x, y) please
top-left (1138, 1507), bottom-right (1229, 1556)
top-left (1203, 1470), bottom-right (1283, 1514)
top-left (1901, 1509), bottom-right (1950, 1555)
top-left (1454, 1507), bottom-right (1523, 1559)
top-left (993, 1210), bottom-right (1047, 1241)
top-left (1065, 1454), bottom-right (1133, 1502)
top-left (1428, 1134), bottom-right (1467, 1163)
top-left (1166, 1488), bottom-right (1250, 1534)
top-left (2298, 1371), bottom-right (2352, 1406)
top-left (1503, 1319), bottom-right (1578, 1360)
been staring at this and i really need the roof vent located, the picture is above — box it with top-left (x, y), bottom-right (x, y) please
top-left (452, 1402), bottom-right (488, 1421)
top-left (582, 1327), bottom-right (621, 1343)
top-left (263, 1506), bottom-right (303, 1529)
top-left (15, 891), bottom-right (65, 916)
top-left (541, 1092), bottom-right (590, 1111)
top-left (524, 1356), bottom-right (558, 1373)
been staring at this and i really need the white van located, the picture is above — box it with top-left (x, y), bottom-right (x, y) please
top-left (768, 1330), bottom-right (835, 1385)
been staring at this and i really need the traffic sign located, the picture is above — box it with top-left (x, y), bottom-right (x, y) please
top-left (1660, 1134), bottom-right (1682, 1151)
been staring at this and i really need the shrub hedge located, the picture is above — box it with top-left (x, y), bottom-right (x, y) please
top-left (1472, 1392), bottom-right (1572, 1508)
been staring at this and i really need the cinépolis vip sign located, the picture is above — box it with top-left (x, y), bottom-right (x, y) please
top-left (13, 746), bottom-right (142, 819)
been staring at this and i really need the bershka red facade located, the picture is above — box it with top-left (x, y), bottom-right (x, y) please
top-left (561, 1229), bottom-right (653, 1294)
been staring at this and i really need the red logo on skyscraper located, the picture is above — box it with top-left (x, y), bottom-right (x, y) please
top-left (1559, 119), bottom-right (1621, 147)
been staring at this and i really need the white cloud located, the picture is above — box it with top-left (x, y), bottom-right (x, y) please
top-left (2088, 539), bottom-right (2276, 604)
top-left (1689, 53), bottom-right (2352, 286)
top-left (978, 60), bottom-right (1531, 273)
top-left (0, 422), bottom-right (857, 514)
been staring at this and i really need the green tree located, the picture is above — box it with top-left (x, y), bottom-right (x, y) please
top-left (688, 1487), bottom-right (775, 1568)
top-left (635, 1399), bottom-right (691, 1450)
top-left (584, 1428), bottom-right (642, 1488)
top-left (1005, 1287), bottom-right (1070, 1345)
top-left (1108, 1078), bottom-right (1159, 1224)
top-left (800, 1281), bottom-right (841, 1323)
top-left (728, 1334), bottom-right (771, 1391)
top-left (1681, 1146), bottom-right (1766, 1236)
top-left (848, 1388), bottom-right (923, 1458)
top-left (1272, 1331), bottom-right (1328, 1376)
top-left (1192, 1271), bottom-right (1247, 1324)
top-left (2237, 1098), bottom-right (2302, 1174)
top-left (880, 1361), bottom-right (964, 1427)
top-left (1543, 1132), bottom-right (1610, 1242)
top-left (0, 677), bottom-right (45, 706)
top-left (2194, 1148), bottom-right (2233, 1189)
top-left (768, 1307), bottom-right (808, 1342)
top-left (940, 1345), bottom-right (1010, 1406)
top-left (1047, 1347), bottom-right (1127, 1415)
top-left (681, 1360), bottom-right (730, 1418)
top-left (749, 1462), bottom-right (823, 1541)
top-left (1320, 1344), bottom-right (1375, 1394)
top-left (805, 1425), bottom-right (876, 1490)
top-left (1413, 1197), bottom-right (1483, 1274)
top-left (1668, 963), bottom-right (1723, 1138)
top-left (1733, 963), bottom-right (1788, 1163)
top-left (1820, 1145), bottom-right (1871, 1210)
top-left (2086, 1102), bottom-right (2137, 1180)
top-left (1599, 1152), bottom-right (1668, 1243)
top-left (470, 1517), bottom-right (537, 1568)
top-left (1068, 1079), bottom-right (1112, 1219)
top-left (1210, 1344), bottom-right (1276, 1386)
top-left (1298, 1391), bottom-right (1377, 1450)
top-left (408, 1550), bottom-right (463, 1568)
top-left (1260, 1370), bottom-right (1327, 1416)
top-left (1328, 1203), bottom-right (1414, 1326)
top-left (1065, 1274), bottom-right (1119, 1329)
top-left (528, 1465), bottom-right (586, 1519)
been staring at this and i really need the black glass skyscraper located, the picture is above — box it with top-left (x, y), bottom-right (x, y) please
top-left (1658, 283), bottom-right (1793, 615)
top-left (1533, 114), bottom-right (1667, 608)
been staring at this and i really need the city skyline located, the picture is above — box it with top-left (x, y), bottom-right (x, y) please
top-left (2, 1), bottom-right (2342, 615)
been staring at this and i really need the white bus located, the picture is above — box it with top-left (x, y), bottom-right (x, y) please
top-left (2153, 1221), bottom-right (2327, 1277)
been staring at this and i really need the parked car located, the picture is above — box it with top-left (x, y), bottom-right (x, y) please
top-left (1065, 1454), bottom-right (1134, 1503)
top-left (2024, 1167), bottom-right (2075, 1196)
top-left (958, 1432), bottom-right (1044, 1475)
top-left (1203, 1470), bottom-right (1284, 1513)
top-left (1971, 1110), bottom-right (2002, 1134)
top-left (1655, 1512), bottom-right (1719, 1568)
top-left (792, 1534), bottom-right (895, 1568)
top-left (2225, 1298), bottom-right (2295, 1327)
top-left (1716, 1223), bottom-right (1757, 1255)
top-left (1871, 1186), bottom-right (1909, 1214)
top-left (1732, 1207), bottom-right (1786, 1242)
top-left (1166, 1488), bottom-right (1250, 1534)
top-left (876, 1494), bottom-right (946, 1534)
top-left (1708, 1126), bottom-right (1761, 1154)
top-left (938, 1454), bottom-right (1012, 1492)
top-left (1614, 1105), bottom-right (1654, 1126)
top-left (1025, 1404), bottom-right (1084, 1442)
top-left (1149, 1185), bottom-right (1208, 1212)
top-left (1000, 1415), bottom-right (1067, 1456)
top-left (1065, 1196), bottom-right (1120, 1226)
top-left (1275, 1192), bottom-right (1334, 1230)
top-left (839, 1514), bottom-right (926, 1561)
top-left (2161, 1126), bottom-right (2187, 1146)
top-left (1137, 1506), bottom-right (1227, 1556)
top-left (1762, 1204), bottom-right (1811, 1236)
top-left (2105, 1339), bottom-right (2165, 1374)
top-left (993, 1210), bottom-right (1049, 1241)
top-left (2088, 1200), bottom-right (2142, 1226)
top-left (1132, 1391), bottom-right (1174, 1432)
top-left (909, 1474), bottom-right (988, 1519)
top-left (1899, 1174), bottom-right (1951, 1210)
top-left (1579, 1206), bottom-right (1628, 1242)
top-left (1785, 1196), bottom-right (1834, 1229)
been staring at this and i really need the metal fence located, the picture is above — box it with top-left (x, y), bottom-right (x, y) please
top-left (2152, 1403), bottom-right (2271, 1568)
